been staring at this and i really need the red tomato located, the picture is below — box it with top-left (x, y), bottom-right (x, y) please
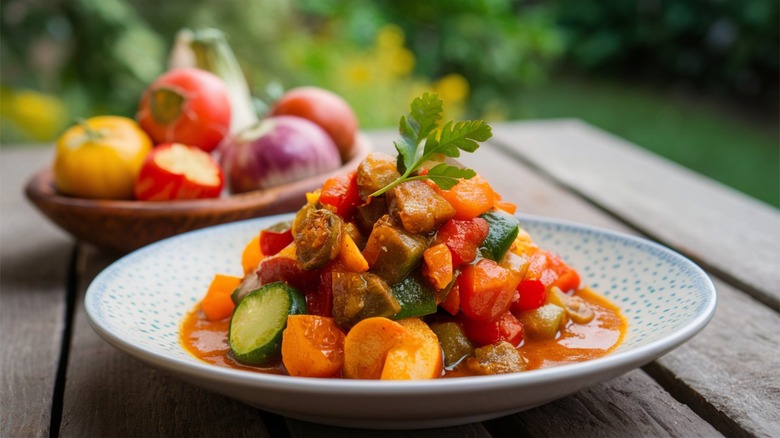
top-left (512, 279), bottom-right (547, 312)
top-left (319, 171), bottom-right (361, 219)
top-left (259, 228), bottom-right (293, 256)
top-left (137, 68), bottom-right (231, 152)
top-left (435, 217), bottom-right (489, 267)
top-left (459, 259), bottom-right (517, 322)
top-left (270, 87), bottom-right (358, 160)
top-left (459, 312), bottom-right (524, 347)
top-left (133, 143), bottom-right (223, 201)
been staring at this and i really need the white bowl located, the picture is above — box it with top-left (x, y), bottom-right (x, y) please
top-left (85, 213), bottom-right (716, 429)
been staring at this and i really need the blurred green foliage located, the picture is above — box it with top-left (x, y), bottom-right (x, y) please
top-left (1, 0), bottom-right (777, 205)
top-left (554, 0), bottom-right (779, 108)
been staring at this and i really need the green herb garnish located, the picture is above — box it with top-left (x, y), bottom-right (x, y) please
top-left (370, 93), bottom-right (492, 197)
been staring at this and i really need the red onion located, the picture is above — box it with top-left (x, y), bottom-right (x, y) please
top-left (220, 116), bottom-right (342, 193)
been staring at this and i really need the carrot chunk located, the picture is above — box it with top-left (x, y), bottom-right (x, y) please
top-left (201, 274), bottom-right (242, 321)
top-left (381, 318), bottom-right (443, 380)
top-left (281, 315), bottom-right (345, 377)
top-left (241, 235), bottom-right (264, 275)
top-left (432, 175), bottom-right (497, 220)
top-left (422, 243), bottom-right (453, 290)
top-left (342, 317), bottom-right (406, 379)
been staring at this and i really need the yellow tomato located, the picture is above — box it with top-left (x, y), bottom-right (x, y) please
top-left (53, 116), bottom-right (153, 199)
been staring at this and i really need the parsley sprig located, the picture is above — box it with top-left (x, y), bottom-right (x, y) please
top-left (370, 93), bottom-right (493, 197)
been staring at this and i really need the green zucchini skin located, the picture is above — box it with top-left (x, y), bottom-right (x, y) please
top-left (479, 210), bottom-right (520, 262)
top-left (228, 282), bottom-right (306, 366)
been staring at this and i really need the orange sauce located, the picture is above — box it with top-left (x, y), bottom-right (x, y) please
top-left (180, 287), bottom-right (626, 376)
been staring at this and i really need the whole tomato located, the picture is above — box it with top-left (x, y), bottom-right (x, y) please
top-left (137, 68), bottom-right (231, 152)
top-left (270, 87), bottom-right (358, 160)
top-left (53, 116), bottom-right (153, 200)
top-left (134, 143), bottom-right (224, 201)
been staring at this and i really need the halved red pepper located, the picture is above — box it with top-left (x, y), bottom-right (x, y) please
top-left (133, 142), bottom-right (223, 201)
top-left (459, 311), bottom-right (524, 347)
top-left (319, 171), bottom-right (361, 219)
top-left (435, 217), bottom-right (489, 267)
top-left (459, 259), bottom-right (517, 322)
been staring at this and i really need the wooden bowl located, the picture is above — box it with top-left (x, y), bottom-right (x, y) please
top-left (26, 134), bottom-right (371, 253)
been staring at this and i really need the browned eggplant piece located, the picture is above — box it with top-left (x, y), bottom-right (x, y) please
top-left (294, 208), bottom-right (344, 270)
top-left (331, 271), bottom-right (401, 330)
top-left (464, 341), bottom-right (527, 375)
top-left (355, 196), bottom-right (388, 236)
top-left (356, 152), bottom-right (401, 200)
top-left (362, 215), bottom-right (428, 284)
top-left (387, 179), bottom-right (455, 234)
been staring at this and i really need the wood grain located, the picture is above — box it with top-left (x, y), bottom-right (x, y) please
top-left (647, 278), bottom-right (780, 438)
top-left (485, 370), bottom-right (722, 437)
top-left (490, 120), bottom-right (780, 309)
top-left (0, 148), bottom-right (73, 437)
top-left (58, 246), bottom-right (275, 438)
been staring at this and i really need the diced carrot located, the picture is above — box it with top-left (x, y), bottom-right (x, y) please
top-left (432, 175), bottom-right (497, 220)
top-left (241, 235), bottom-right (264, 274)
top-left (343, 317), bottom-right (406, 379)
top-left (338, 233), bottom-right (369, 273)
top-left (281, 315), bottom-right (345, 377)
top-left (422, 243), bottom-right (453, 290)
top-left (201, 274), bottom-right (242, 321)
top-left (494, 200), bottom-right (517, 215)
top-left (381, 318), bottom-right (443, 380)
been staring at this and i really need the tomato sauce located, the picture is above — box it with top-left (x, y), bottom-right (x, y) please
top-left (180, 287), bottom-right (626, 377)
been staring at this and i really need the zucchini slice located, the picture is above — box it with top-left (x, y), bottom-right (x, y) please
top-left (228, 282), bottom-right (306, 365)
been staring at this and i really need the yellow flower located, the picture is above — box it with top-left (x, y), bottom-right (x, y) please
top-left (434, 74), bottom-right (470, 104)
top-left (344, 59), bottom-right (372, 85)
top-left (376, 25), bottom-right (405, 49)
top-left (3, 89), bottom-right (68, 141)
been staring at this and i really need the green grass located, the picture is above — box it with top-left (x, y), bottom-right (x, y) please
top-left (512, 77), bottom-right (779, 208)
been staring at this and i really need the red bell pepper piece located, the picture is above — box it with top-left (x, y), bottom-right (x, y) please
top-left (435, 217), bottom-right (489, 267)
top-left (512, 279), bottom-right (547, 312)
top-left (459, 311), bottom-right (524, 347)
top-left (319, 171), bottom-right (361, 219)
top-left (459, 259), bottom-right (517, 322)
top-left (259, 228), bottom-right (293, 256)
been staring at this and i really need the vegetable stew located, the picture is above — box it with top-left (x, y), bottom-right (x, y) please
top-left (180, 93), bottom-right (626, 379)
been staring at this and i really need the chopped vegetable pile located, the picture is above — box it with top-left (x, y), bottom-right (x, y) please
top-left (183, 93), bottom-right (626, 379)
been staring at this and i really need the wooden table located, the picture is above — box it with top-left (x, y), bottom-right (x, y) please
top-left (2, 120), bottom-right (778, 437)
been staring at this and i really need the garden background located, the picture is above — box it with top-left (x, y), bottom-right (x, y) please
top-left (2, 0), bottom-right (777, 206)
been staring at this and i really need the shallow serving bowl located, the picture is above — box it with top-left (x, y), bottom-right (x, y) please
top-left (25, 134), bottom-right (371, 253)
top-left (84, 213), bottom-right (717, 430)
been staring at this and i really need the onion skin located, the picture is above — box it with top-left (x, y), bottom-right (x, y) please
top-left (221, 116), bottom-right (342, 193)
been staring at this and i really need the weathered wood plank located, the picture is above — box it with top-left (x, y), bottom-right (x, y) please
top-left (647, 278), bottom-right (780, 438)
top-left (286, 419), bottom-right (492, 437)
top-left (59, 246), bottom-right (274, 438)
top-left (490, 120), bottom-right (780, 309)
top-left (0, 147), bottom-right (73, 438)
top-left (485, 370), bottom-right (722, 437)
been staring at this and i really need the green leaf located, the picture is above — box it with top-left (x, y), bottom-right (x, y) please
top-left (396, 93), bottom-right (443, 173)
top-left (424, 120), bottom-right (492, 158)
top-left (425, 163), bottom-right (477, 190)
top-left (370, 92), bottom-right (491, 198)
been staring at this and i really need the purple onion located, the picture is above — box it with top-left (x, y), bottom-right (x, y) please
top-left (221, 115), bottom-right (342, 193)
